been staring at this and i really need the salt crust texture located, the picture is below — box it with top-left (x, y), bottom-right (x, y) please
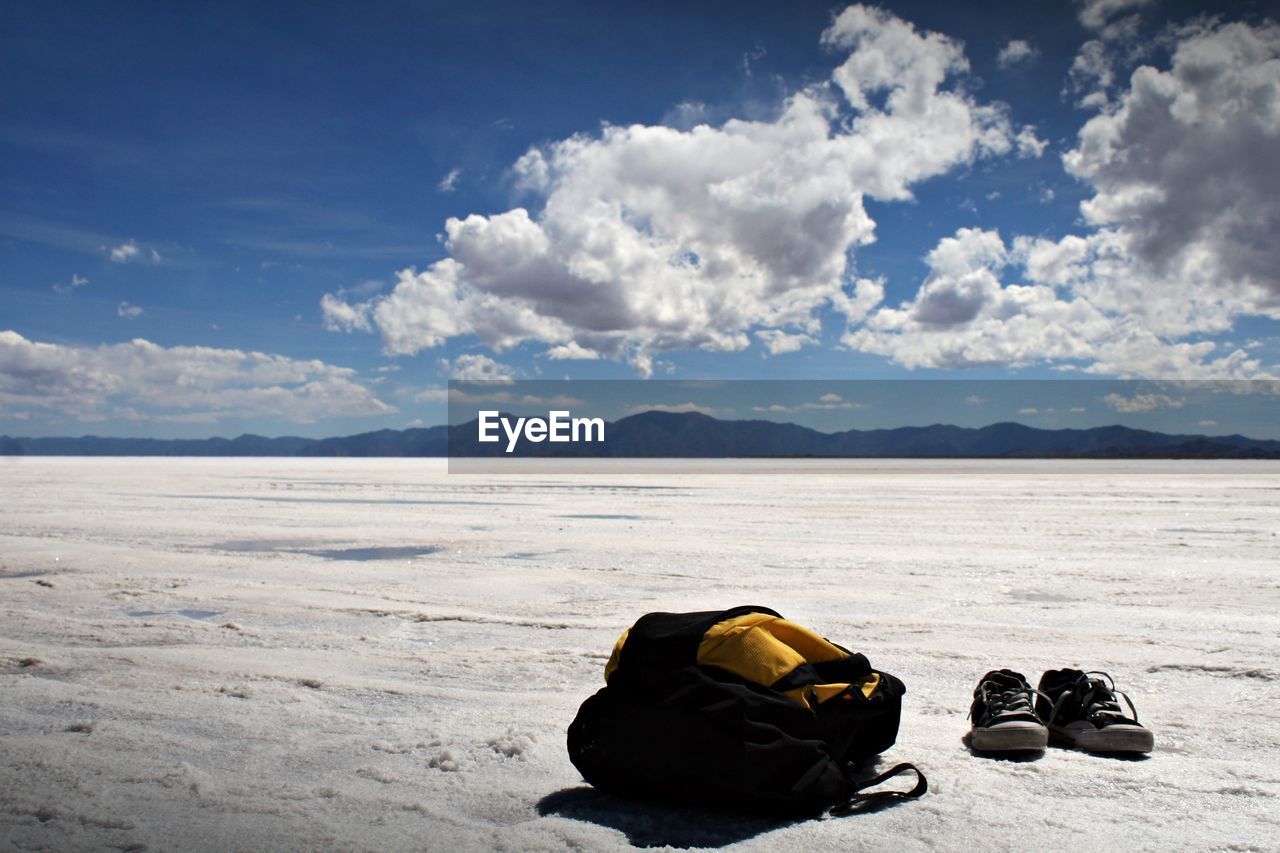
top-left (1, 458), bottom-right (1278, 851)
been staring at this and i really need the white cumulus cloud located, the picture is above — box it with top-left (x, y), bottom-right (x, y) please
top-left (438, 353), bottom-right (515, 381)
top-left (321, 292), bottom-right (373, 333)
top-left (1015, 125), bottom-right (1048, 158)
top-left (997, 39), bottom-right (1038, 68)
top-left (1065, 20), bottom-right (1280, 314)
top-left (845, 17), bottom-right (1280, 380)
top-left (52, 273), bottom-right (88, 294)
top-left (0, 330), bottom-right (393, 424)
top-left (108, 240), bottom-right (138, 263)
top-left (322, 4), bottom-right (1028, 373)
top-left (438, 167), bottom-right (462, 192)
top-left (544, 341), bottom-right (601, 361)
top-left (1067, 0), bottom-right (1154, 107)
top-left (1076, 0), bottom-right (1154, 32)
top-left (106, 240), bottom-right (161, 264)
top-left (845, 226), bottom-right (1273, 377)
top-left (755, 329), bottom-right (817, 355)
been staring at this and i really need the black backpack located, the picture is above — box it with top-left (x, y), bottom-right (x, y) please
top-left (567, 605), bottom-right (926, 816)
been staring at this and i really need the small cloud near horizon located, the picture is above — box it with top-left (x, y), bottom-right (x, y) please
top-left (107, 240), bottom-right (161, 264)
top-left (752, 393), bottom-right (866, 413)
top-left (52, 273), bottom-right (88, 294)
top-left (997, 39), bottom-right (1038, 68)
top-left (626, 402), bottom-right (729, 416)
top-left (437, 167), bottom-right (462, 192)
top-left (1104, 392), bottom-right (1185, 413)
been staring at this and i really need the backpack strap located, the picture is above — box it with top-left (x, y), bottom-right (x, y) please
top-left (829, 763), bottom-right (928, 816)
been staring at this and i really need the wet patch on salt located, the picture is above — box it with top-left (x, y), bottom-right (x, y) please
top-left (1008, 590), bottom-right (1075, 603)
top-left (127, 609), bottom-right (224, 620)
top-left (214, 538), bottom-right (319, 553)
top-left (503, 549), bottom-right (569, 560)
top-left (558, 514), bottom-right (650, 520)
top-left (301, 546), bottom-right (442, 561)
top-left (212, 540), bottom-right (442, 561)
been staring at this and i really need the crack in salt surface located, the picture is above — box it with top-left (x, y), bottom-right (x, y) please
top-left (1157, 527), bottom-right (1271, 535)
top-left (1147, 663), bottom-right (1279, 681)
top-left (162, 494), bottom-right (530, 506)
top-left (340, 607), bottom-right (589, 631)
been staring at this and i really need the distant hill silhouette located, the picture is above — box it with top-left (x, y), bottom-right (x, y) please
top-left (5, 412), bottom-right (1279, 458)
top-left (0, 427), bottom-right (448, 457)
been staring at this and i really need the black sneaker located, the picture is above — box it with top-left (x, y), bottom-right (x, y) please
top-left (969, 669), bottom-right (1049, 752)
top-left (1036, 669), bottom-right (1154, 754)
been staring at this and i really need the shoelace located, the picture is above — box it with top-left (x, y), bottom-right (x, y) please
top-left (1050, 670), bottom-right (1141, 725)
top-left (971, 678), bottom-right (1048, 723)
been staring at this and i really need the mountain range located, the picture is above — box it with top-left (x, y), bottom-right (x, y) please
top-left (4, 411), bottom-right (1280, 458)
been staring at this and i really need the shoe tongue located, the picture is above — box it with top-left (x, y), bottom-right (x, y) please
top-left (1041, 668), bottom-right (1085, 690)
top-left (989, 669), bottom-right (1025, 686)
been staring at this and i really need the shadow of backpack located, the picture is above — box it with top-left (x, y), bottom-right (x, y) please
top-left (567, 605), bottom-right (926, 816)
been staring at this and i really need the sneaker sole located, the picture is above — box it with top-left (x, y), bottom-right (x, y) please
top-left (1050, 724), bottom-right (1154, 753)
top-left (971, 721), bottom-right (1049, 752)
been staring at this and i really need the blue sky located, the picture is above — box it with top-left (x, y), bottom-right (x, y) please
top-left (3, 0), bottom-right (1279, 437)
